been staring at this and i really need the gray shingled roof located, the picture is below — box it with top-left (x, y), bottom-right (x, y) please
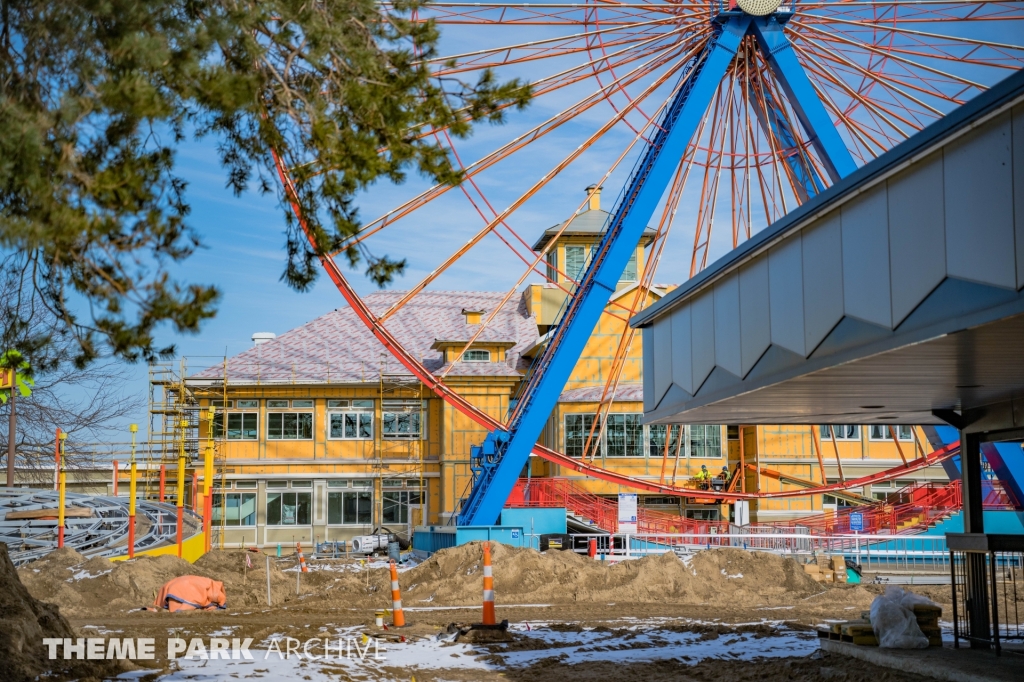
top-left (190, 291), bottom-right (540, 385)
top-left (558, 384), bottom-right (644, 403)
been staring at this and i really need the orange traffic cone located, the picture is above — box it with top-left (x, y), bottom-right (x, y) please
top-left (482, 541), bottom-right (496, 625)
top-left (389, 560), bottom-right (406, 627)
top-left (296, 542), bottom-right (309, 573)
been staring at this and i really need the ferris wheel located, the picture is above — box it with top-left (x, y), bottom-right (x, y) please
top-left (272, 1), bottom-right (1024, 522)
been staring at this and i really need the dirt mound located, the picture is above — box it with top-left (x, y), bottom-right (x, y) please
top-left (194, 550), bottom-right (303, 607)
top-left (392, 543), bottom-right (825, 607)
top-left (18, 549), bottom-right (300, 616)
top-left (0, 544), bottom-right (123, 682)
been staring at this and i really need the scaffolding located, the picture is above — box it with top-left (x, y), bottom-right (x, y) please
top-left (378, 352), bottom-right (428, 530)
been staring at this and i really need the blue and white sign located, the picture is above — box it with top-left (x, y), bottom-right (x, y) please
top-left (510, 529), bottom-right (521, 540)
top-left (849, 512), bottom-right (864, 532)
top-left (618, 493), bottom-right (638, 534)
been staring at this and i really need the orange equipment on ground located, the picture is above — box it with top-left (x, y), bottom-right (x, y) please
top-left (154, 575), bottom-right (227, 612)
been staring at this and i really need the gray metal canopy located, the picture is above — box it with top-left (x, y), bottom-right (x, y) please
top-left (631, 68), bottom-right (1024, 428)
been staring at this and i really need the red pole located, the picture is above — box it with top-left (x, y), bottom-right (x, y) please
top-left (112, 460), bottom-right (119, 496)
top-left (159, 465), bottom-right (166, 502)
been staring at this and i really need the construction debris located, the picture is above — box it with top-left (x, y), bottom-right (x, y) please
top-left (802, 554), bottom-right (850, 583)
top-left (818, 586), bottom-right (942, 649)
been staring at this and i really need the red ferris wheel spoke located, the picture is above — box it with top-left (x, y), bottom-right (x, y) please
top-left (329, 36), bottom-right (693, 256)
top-left (376, 46), bottom-right (699, 323)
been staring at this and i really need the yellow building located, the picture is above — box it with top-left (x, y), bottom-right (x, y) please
top-left (181, 187), bottom-right (949, 547)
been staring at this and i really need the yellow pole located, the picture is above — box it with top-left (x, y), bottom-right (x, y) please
top-left (57, 432), bottom-right (67, 548)
top-left (128, 424), bottom-right (138, 558)
top-left (177, 418), bottom-right (187, 558)
top-left (203, 406), bottom-right (215, 553)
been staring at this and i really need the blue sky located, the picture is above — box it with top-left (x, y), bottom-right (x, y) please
top-left (101, 6), bottom-right (1024, 436)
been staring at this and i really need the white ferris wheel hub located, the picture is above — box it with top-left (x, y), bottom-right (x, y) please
top-left (737, 0), bottom-right (784, 17)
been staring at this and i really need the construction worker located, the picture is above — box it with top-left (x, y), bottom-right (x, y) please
top-left (712, 466), bottom-right (729, 491)
top-left (696, 465), bottom-right (711, 490)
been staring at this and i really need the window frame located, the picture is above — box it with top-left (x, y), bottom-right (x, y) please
top-left (213, 411), bottom-right (259, 440)
top-left (819, 425), bottom-right (861, 441)
top-left (604, 413), bottom-right (644, 458)
top-left (564, 413), bottom-right (601, 458)
top-left (461, 349), bottom-right (491, 363)
top-left (382, 400), bottom-right (426, 440)
top-left (211, 492), bottom-right (257, 527)
top-left (868, 424), bottom-right (914, 441)
top-left (327, 410), bottom-right (374, 440)
top-left (326, 489), bottom-right (373, 526)
top-left (265, 490), bottom-right (312, 526)
top-left (689, 424), bottom-right (723, 459)
top-left (564, 244), bottom-right (593, 280)
top-left (267, 411), bottom-right (314, 440)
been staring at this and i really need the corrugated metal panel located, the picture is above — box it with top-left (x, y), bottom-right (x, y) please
top-left (652, 317), bottom-right (673, 408)
top-left (888, 152), bottom-right (947, 327)
top-left (841, 187), bottom-right (892, 328)
top-left (768, 234), bottom-right (805, 356)
top-left (690, 290), bottom-right (716, 392)
top-left (739, 255), bottom-right (771, 377)
top-left (944, 112), bottom-right (1016, 290)
top-left (802, 212), bottom-right (845, 352)
top-left (1013, 104), bottom-right (1024, 291)
top-left (713, 272), bottom-right (742, 377)
top-left (670, 303), bottom-right (693, 395)
top-left (642, 327), bottom-right (655, 412)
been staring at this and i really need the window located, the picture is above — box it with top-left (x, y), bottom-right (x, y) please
top-left (647, 424), bottom-right (682, 458)
top-left (352, 480), bottom-right (372, 488)
top-left (266, 491), bottom-right (311, 525)
top-left (462, 349), bottom-right (491, 362)
top-left (685, 508), bottom-right (720, 521)
top-left (820, 425), bottom-right (860, 440)
top-left (605, 414), bottom-right (644, 457)
top-left (327, 490), bottom-right (372, 525)
top-left (267, 412), bottom-right (313, 439)
top-left (236, 399), bottom-right (259, 408)
top-left (869, 425), bottom-right (913, 441)
top-left (212, 492), bottom-right (257, 526)
top-left (291, 480), bottom-right (312, 488)
top-left (213, 413), bottom-right (258, 440)
top-left (690, 425), bottom-right (722, 458)
top-left (292, 399), bottom-right (314, 408)
top-left (823, 495), bottom-right (854, 508)
top-left (382, 401), bottom-right (424, 440)
top-left (621, 250), bottom-right (638, 282)
top-left (266, 480), bottom-right (287, 489)
top-left (329, 411), bottom-right (373, 440)
top-left (211, 400), bottom-right (233, 408)
top-left (565, 414), bottom-right (601, 458)
top-left (546, 250), bottom-right (558, 281)
top-left (383, 490), bottom-right (423, 525)
top-left (267, 400), bottom-right (289, 408)
top-left (565, 245), bottom-right (593, 280)
top-left (235, 480), bottom-right (257, 489)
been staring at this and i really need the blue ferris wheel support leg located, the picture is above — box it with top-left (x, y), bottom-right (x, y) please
top-left (749, 16), bottom-right (856, 183)
top-left (457, 14), bottom-right (856, 527)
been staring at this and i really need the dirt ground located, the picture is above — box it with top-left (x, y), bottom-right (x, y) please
top-left (9, 543), bottom-right (960, 681)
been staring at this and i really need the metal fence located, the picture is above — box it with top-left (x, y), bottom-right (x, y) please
top-left (560, 531), bottom-right (955, 574)
top-left (949, 539), bottom-right (1024, 655)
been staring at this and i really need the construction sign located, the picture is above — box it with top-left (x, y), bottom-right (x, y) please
top-left (0, 368), bottom-right (12, 390)
top-left (617, 493), bottom-right (638, 534)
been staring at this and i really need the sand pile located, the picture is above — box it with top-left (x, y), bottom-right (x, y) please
top-left (0, 544), bottom-right (123, 682)
top-left (390, 543), bottom-right (823, 607)
top-left (17, 549), bottom-right (297, 615)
